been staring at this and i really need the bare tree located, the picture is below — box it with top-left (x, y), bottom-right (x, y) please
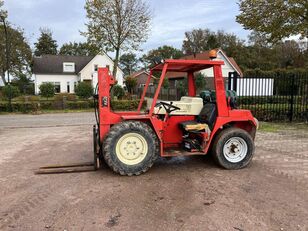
top-left (83, 0), bottom-right (151, 78)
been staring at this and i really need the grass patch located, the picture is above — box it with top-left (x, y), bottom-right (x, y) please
top-left (259, 122), bottom-right (308, 132)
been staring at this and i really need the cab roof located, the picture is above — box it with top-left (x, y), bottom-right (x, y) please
top-left (151, 59), bottom-right (224, 73)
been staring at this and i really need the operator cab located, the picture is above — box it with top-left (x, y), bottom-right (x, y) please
top-left (153, 96), bottom-right (217, 153)
top-left (154, 96), bottom-right (216, 130)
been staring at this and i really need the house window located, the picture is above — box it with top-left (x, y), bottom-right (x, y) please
top-left (54, 82), bottom-right (61, 93)
top-left (94, 64), bottom-right (98, 72)
top-left (67, 82), bottom-right (70, 93)
top-left (74, 82), bottom-right (77, 91)
top-left (63, 62), bottom-right (75, 72)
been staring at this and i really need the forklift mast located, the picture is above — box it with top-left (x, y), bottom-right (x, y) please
top-left (97, 68), bottom-right (116, 142)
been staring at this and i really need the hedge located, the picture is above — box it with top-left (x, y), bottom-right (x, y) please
top-left (54, 93), bottom-right (77, 101)
top-left (238, 96), bottom-right (304, 105)
top-left (243, 68), bottom-right (308, 78)
top-left (0, 99), bottom-right (144, 113)
top-left (111, 100), bottom-right (141, 111)
top-left (0, 102), bottom-right (38, 113)
top-left (240, 104), bottom-right (307, 121)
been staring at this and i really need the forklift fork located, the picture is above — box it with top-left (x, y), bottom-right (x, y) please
top-left (35, 125), bottom-right (101, 175)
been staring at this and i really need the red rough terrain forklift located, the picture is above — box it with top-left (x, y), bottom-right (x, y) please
top-left (92, 51), bottom-right (258, 176)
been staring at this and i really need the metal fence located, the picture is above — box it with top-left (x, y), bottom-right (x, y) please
top-left (229, 72), bottom-right (308, 122)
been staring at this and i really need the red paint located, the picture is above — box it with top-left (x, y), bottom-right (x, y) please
top-left (162, 115), bottom-right (195, 147)
top-left (187, 71), bottom-right (196, 96)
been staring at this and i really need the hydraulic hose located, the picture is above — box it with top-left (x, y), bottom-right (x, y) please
top-left (94, 83), bottom-right (99, 127)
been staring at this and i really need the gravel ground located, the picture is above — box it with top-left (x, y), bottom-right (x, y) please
top-left (0, 113), bottom-right (307, 231)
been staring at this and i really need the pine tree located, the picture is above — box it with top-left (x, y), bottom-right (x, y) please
top-left (59, 42), bottom-right (100, 56)
top-left (34, 28), bottom-right (58, 56)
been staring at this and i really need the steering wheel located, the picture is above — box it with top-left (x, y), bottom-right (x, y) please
top-left (155, 101), bottom-right (181, 114)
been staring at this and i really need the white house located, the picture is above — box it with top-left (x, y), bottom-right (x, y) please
top-left (33, 53), bottom-right (124, 95)
top-left (198, 49), bottom-right (243, 78)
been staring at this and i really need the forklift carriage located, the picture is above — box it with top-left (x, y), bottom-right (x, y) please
top-left (93, 57), bottom-right (257, 176)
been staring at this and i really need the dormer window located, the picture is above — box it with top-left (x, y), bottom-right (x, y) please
top-left (63, 62), bottom-right (75, 72)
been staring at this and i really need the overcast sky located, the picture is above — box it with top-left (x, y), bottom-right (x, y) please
top-left (4, 0), bottom-right (249, 55)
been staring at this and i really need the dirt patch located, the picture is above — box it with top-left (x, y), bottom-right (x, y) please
top-left (0, 114), bottom-right (307, 230)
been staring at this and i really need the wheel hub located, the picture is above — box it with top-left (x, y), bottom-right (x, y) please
top-left (223, 137), bottom-right (248, 163)
top-left (116, 133), bottom-right (148, 165)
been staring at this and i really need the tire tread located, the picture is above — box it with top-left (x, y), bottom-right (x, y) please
top-left (103, 121), bottom-right (159, 176)
top-left (212, 127), bottom-right (255, 169)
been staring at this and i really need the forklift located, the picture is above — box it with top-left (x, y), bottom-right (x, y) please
top-left (91, 50), bottom-right (258, 176)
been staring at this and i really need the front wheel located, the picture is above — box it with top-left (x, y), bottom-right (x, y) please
top-left (212, 127), bottom-right (255, 169)
top-left (103, 121), bottom-right (159, 176)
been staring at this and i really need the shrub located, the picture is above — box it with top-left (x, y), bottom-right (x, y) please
top-left (0, 87), bottom-right (3, 96)
top-left (40, 101), bottom-right (53, 110)
top-left (67, 101), bottom-right (92, 110)
top-left (111, 100), bottom-right (145, 111)
top-left (2, 85), bottom-right (20, 100)
top-left (39, 83), bottom-right (55, 99)
top-left (28, 95), bottom-right (40, 101)
top-left (112, 85), bottom-right (125, 99)
top-left (54, 93), bottom-right (77, 101)
top-left (75, 82), bottom-right (93, 99)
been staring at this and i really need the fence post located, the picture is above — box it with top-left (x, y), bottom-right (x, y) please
top-left (63, 96), bottom-right (67, 110)
top-left (228, 72), bottom-right (232, 90)
top-left (289, 74), bottom-right (295, 122)
top-left (233, 72), bottom-right (238, 92)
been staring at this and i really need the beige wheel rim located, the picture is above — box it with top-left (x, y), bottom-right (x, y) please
top-left (115, 133), bottom-right (148, 165)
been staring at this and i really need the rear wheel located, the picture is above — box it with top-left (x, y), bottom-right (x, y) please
top-left (212, 127), bottom-right (254, 169)
top-left (103, 121), bottom-right (159, 176)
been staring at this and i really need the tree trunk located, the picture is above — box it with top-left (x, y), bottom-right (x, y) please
top-left (113, 48), bottom-right (120, 81)
top-left (0, 69), bottom-right (6, 85)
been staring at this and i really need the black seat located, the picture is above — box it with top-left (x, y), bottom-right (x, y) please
top-left (179, 103), bottom-right (217, 131)
top-left (197, 103), bottom-right (217, 130)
